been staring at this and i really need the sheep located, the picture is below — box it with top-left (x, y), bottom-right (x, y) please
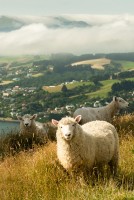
top-left (43, 122), bottom-right (57, 142)
top-left (17, 114), bottom-right (48, 148)
top-left (52, 115), bottom-right (119, 176)
top-left (73, 96), bottom-right (129, 125)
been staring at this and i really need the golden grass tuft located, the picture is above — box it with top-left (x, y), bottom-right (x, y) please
top-left (113, 114), bottom-right (134, 137)
top-left (0, 114), bottom-right (134, 200)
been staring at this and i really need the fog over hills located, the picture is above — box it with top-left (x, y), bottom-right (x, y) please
top-left (0, 15), bottom-right (91, 31)
top-left (0, 14), bottom-right (134, 55)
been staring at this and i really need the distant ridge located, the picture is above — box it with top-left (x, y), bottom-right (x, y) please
top-left (0, 16), bottom-right (24, 32)
top-left (0, 15), bottom-right (90, 32)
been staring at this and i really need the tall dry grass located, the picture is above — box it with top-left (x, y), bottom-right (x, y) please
top-left (113, 113), bottom-right (134, 137)
top-left (0, 114), bottom-right (134, 200)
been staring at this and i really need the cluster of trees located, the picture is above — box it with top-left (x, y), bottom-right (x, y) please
top-left (106, 52), bottom-right (134, 62)
top-left (111, 80), bottom-right (134, 92)
top-left (110, 80), bottom-right (134, 114)
top-left (117, 71), bottom-right (134, 79)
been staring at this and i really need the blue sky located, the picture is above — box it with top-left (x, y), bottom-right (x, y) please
top-left (0, 0), bottom-right (134, 16)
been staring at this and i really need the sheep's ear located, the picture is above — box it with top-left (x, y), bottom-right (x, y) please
top-left (31, 114), bottom-right (37, 120)
top-left (17, 116), bottom-right (22, 120)
top-left (52, 119), bottom-right (59, 126)
top-left (75, 115), bottom-right (82, 123)
top-left (113, 96), bottom-right (118, 101)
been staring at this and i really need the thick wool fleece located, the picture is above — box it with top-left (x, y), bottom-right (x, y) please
top-left (56, 117), bottom-right (119, 174)
top-left (73, 97), bottom-right (128, 124)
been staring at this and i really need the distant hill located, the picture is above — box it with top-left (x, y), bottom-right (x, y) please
top-left (0, 15), bottom-right (90, 32)
top-left (46, 16), bottom-right (90, 28)
top-left (0, 16), bottom-right (24, 32)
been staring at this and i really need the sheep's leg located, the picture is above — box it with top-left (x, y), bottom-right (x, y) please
top-left (108, 156), bottom-right (118, 177)
top-left (98, 164), bottom-right (105, 178)
top-left (92, 164), bottom-right (104, 179)
top-left (81, 166), bottom-right (93, 184)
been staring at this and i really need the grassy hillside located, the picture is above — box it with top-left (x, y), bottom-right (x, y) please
top-left (116, 60), bottom-right (134, 71)
top-left (0, 55), bottom-right (48, 63)
top-left (43, 77), bottom-right (134, 99)
top-left (88, 79), bottom-right (121, 98)
top-left (0, 114), bottom-right (134, 200)
top-left (43, 81), bottom-right (93, 93)
top-left (71, 58), bottom-right (111, 70)
top-left (0, 80), bottom-right (13, 85)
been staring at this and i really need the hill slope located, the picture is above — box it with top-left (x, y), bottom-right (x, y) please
top-left (71, 58), bottom-right (111, 69)
top-left (0, 114), bottom-right (134, 200)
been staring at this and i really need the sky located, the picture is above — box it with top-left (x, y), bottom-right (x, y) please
top-left (0, 0), bottom-right (134, 55)
top-left (0, 0), bottom-right (134, 16)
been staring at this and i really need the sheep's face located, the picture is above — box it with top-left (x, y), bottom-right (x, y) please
top-left (114, 97), bottom-right (129, 109)
top-left (59, 123), bottom-right (76, 141)
top-left (18, 114), bottom-right (37, 127)
top-left (23, 117), bottom-right (32, 127)
top-left (52, 115), bottom-right (82, 141)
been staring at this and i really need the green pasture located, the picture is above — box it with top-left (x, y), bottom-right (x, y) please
top-left (0, 55), bottom-right (49, 64)
top-left (87, 79), bottom-right (121, 98)
top-left (32, 73), bottom-right (44, 77)
top-left (116, 60), bottom-right (134, 71)
top-left (0, 80), bottom-right (13, 85)
top-left (44, 77), bottom-right (133, 99)
top-left (43, 81), bottom-right (93, 93)
top-left (0, 55), bottom-right (33, 63)
top-left (126, 77), bottom-right (134, 81)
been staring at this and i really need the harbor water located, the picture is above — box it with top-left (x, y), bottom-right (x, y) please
top-left (0, 120), bottom-right (19, 135)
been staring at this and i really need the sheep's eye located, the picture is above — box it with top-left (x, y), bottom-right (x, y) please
top-left (72, 124), bottom-right (76, 127)
top-left (60, 126), bottom-right (62, 128)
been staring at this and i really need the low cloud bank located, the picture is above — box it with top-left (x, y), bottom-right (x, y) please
top-left (0, 14), bottom-right (134, 55)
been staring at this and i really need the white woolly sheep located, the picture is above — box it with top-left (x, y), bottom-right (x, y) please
top-left (52, 115), bottom-right (119, 176)
top-left (73, 96), bottom-right (129, 124)
top-left (17, 114), bottom-right (48, 145)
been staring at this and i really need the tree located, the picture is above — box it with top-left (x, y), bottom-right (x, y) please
top-left (61, 84), bottom-right (68, 93)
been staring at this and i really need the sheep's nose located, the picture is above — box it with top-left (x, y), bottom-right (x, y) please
top-left (25, 123), bottom-right (29, 126)
top-left (65, 133), bottom-right (71, 136)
